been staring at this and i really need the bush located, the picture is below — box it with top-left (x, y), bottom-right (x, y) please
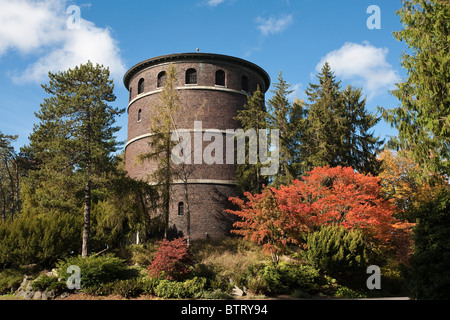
top-left (154, 277), bottom-right (207, 299)
top-left (148, 238), bottom-right (194, 281)
top-left (56, 253), bottom-right (128, 290)
top-left (0, 269), bottom-right (23, 294)
top-left (31, 274), bottom-right (66, 293)
top-left (113, 279), bottom-right (143, 299)
top-left (245, 262), bottom-right (322, 296)
top-left (0, 212), bottom-right (81, 268)
top-left (334, 285), bottom-right (366, 298)
top-left (306, 226), bottom-right (373, 280)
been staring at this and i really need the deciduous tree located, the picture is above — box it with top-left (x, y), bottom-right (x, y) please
top-left (227, 166), bottom-right (411, 262)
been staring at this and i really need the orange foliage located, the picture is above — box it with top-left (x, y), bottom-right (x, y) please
top-left (227, 166), bottom-right (413, 258)
top-left (378, 149), bottom-right (446, 214)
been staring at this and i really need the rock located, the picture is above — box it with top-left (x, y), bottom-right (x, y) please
top-left (59, 292), bottom-right (70, 299)
top-left (45, 289), bottom-right (56, 300)
top-left (23, 289), bottom-right (34, 300)
top-left (32, 291), bottom-right (42, 300)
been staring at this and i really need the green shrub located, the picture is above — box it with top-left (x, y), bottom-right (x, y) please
top-left (56, 253), bottom-right (128, 289)
top-left (245, 262), bottom-right (322, 295)
top-left (154, 277), bottom-right (207, 299)
top-left (306, 225), bottom-right (373, 279)
top-left (334, 285), bottom-right (366, 298)
top-left (0, 212), bottom-right (81, 268)
top-left (141, 276), bottom-right (161, 295)
top-left (113, 279), bottom-right (143, 299)
top-left (154, 280), bottom-right (185, 299)
top-left (0, 269), bottom-right (23, 294)
top-left (83, 281), bottom-right (116, 296)
top-left (31, 274), bottom-right (60, 291)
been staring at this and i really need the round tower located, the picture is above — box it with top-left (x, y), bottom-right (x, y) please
top-left (124, 52), bottom-right (270, 239)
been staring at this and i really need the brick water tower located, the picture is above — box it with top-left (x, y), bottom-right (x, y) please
top-left (123, 52), bottom-right (270, 239)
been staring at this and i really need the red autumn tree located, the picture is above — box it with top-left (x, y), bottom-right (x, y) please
top-left (147, 238), bottom-right (194, 280)
top-left (227, 166), bottom-right (412, 262)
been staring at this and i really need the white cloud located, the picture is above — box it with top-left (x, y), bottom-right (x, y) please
top-left (316, 41), bottom-right (400, 98)
top-left (0, 0), bottom-right (125, 83)
top-left (205, 0), bottom-right (226, 6)
top-left (256, 14), bottom-right (293, 36)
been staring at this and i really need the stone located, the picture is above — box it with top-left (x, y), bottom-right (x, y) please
top-left (32, 291), bottom-right (42, 300)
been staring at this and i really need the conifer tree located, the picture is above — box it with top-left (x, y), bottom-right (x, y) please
top-left (379, 0), bottom-right (450, 178)
top-left (267, 72), bottom-right (305, 186)
top-left (302, 63), bottom-right (344, 171)
top-left (340, 85), bottom-right (383, 174)
top-left (0, 132), bottom-right (20, 221)
top-left (23, 61), bottom-right (124, 257)
top-left (302, 63), bottom-right (382, 175)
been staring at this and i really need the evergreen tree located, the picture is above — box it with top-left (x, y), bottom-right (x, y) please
top-left (407, 187), bottom-right (450, 299)
top-left (0, 132), bottom-right (20, 221)
top-left (340, 86), bottom-right (383, 175)
top-left (379, 0), bottom-right (450, 178)
top-left (23, 61), bottom-right (124, 257)
top-left (234, 85), bottom-right (269, 194)
top-left (302, 63), bottom-right (382, 175)
top-left (267, 72), bottom-right (305, 186)
top-left (302, 63), bottom-right (344, 171)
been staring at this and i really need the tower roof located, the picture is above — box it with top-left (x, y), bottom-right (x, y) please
top-left (123, 52), bottom-right (271, 92)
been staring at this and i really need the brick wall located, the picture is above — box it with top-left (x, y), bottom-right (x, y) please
top-left (124, 53), bottom-right (269, 239)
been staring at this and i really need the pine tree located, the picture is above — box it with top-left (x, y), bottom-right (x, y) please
top-left (23, 61), bottom-right (124, 257)
top-left (0, 132), bottom-right (20, 221)
top-left (379, 0), bottom-right (450, 177)
top-left (267, 72), bottom-right (304, 186)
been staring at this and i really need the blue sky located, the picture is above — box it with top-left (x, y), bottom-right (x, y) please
top-left (0, 0), bottom-right (408, 151)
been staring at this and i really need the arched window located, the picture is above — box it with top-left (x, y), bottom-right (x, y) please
top-left (215, 70), bottom-right (225, 86)
top-left (138, 78), bottom-right (145, 94)
top-left (178, 202), bottom-right (184, 216)
top-left (157, 71), bottom-right (167, 88)
top-left (185, 68), bottom-right (197, 85)
top-left (241, 76), bottom-right (249, 92)
top-left (129, 87), bottom-right (133, 100)
top-left (137, 109), bottom-right (142, 122)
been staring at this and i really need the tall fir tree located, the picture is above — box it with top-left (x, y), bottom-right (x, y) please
top-left (379, 0), bottom-right (450, 178)
top-left (340, 85), bottom-right (383, 175)
top-left (302, 63), bottom-right (382, 175)
top-left (302, 62), bottom-right (344, 171)
top-left (23, 61), bottom-right (124, 257)
top-left (267, 72), bottom-right (304, 186)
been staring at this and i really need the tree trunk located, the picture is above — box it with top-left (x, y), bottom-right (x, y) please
top-left (184, 178), bottom-right (191, 245)
top-left (82, 178), bottom-right (91, 257)
top-left (163, 131), bottom-right (171, 239)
